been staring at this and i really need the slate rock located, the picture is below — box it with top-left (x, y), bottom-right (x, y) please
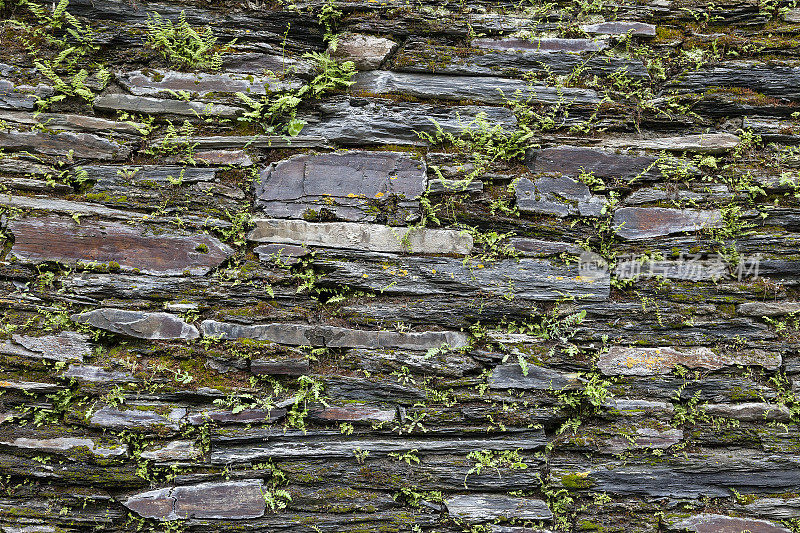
top-left (604, 133), bottom-right (741, 154)
top-left (489, 364), bottom-right (582, 390)
top-left (94, 94), bottom-right (241, 118)
top-left (529, 145), bottom-right (661, 182)
top-left (186, 408), bottom-right (285, 426)
top-left (309, 404), bottom-right (396, 424)
top-left (613, 207), bottom-right (723, 240)
top-left (302, 96), bottom-right (517, 145)
top-left (445, 495), bottom-right (553, 521)
top-left (0, 109), bottom-right (144, 135)
top-left (63, 365), bottom-right (136, 384)
top-left (598, 346), bottom-right (780, 375)
top-left (473, 37), bottom-right (608, 52)
top-left (200, 320), bottom-right (470, 350)
top-left (782, 8), bottom-right (800, 22)
top-left (0, 436), bottom-right (127, 458)
top-left (255, 151), bottom-right (427, 223)
top-left (668, 61), bottom-right (800, 101)
top-left (248, 218), bottom-right (473, 255)
top-left (2, 332), bottom-right (91, 362)
top-left (253, 243), bottom-right (309, 266)
top-left (668, 513), bottom-right (791, 533)
top-left (88, 406), bottom-right (184, 432)
top-left (250, 354), bottom-right (310, 375)
top-left (0, 130), bottom-right (130, 161)
top-left (0, 79), bottom-right (52, 110)
top-left (737, 301), bottom-right (800, 317)
top-left (330, 33), bottom-right (397, 70)
top-left (515, 175), bottom-right (604, 217)
top-left (581, 21), bottom-right (656, 36)
top-left (352, 71), bottom-right (600, 105)
top-left (117, 69), bottom-right (299, 97)
top-left (703, 402), bottom-right (792, 422)
top-left (139, 440), bottom-right (202, 462)
top-left (745, 497), bottom-right (800, 519)
top-left (123, 480), bottom-right (266, 521)
top-left (72, 309), bottom-right (199, 340)
top-left (9, 215), bottom-right (233, 276)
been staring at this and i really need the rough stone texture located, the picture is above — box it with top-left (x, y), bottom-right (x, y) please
top-left (597, 346), bottom-right (781, 375)
top-left (604, 134), bottom-right (741, 154)
top-left (256, 151), bottom-right (427, 223)
top-left (613, 207), bottom-right (723, 239)
top-left (668, 513), bottom-right (791, 533)
top-left (329, 33), bottom-right (397, 70)
top-left (582, 22), bottom-right (656, 36)
top-left (445, 495), bottom-right (553, 521)
top-left (9, 216), bottom-right (233, 276)
top-left (515, 175), bottom-right (603, 217)
top-left (0, 332), bottom-right (91, 362)
top-left (117, 69), bottom-right (299, 96)
top-left (248, 218), bottom-right (473, 254)
top-left (0, 130), bottom-right (130, 160)
top-left (528, 145), bottom-right (661, 182)
top-left (124, 480), bottom-right (266, 520)
top-left (94, 94), bottom-right (241, 118)
top-left (72, 309), bottom-right (199, 340)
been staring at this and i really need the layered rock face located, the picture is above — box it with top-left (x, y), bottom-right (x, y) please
top-left (1, 0), bottom-right (800, 532)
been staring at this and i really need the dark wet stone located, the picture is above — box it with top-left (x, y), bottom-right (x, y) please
top-left (581, 21), bottom-right (656, 36)
top-left (255, 151), bottom-right (427, 223)
top-left (200, 320), bottom-right (470, 350)
top-left (509, 238), bottom-right (583, 256)
top-left (352, 71), bottom-right (600, 105)
top-left (597, 346), bottom-right (780, 375)
top-left (250, 355), bottom-right (310, 375)
top-left (72, 309), bottom-right (199, 340)
top-left (515, 175), bottom-right (604, 217)
top-left (124, 480), bottom-right (266, 521)
top-left (528, 146), bottom-right (661, 182)
top-left (93, 94), bottom-right (240, 118)
top-left (248, 218), bottom-right (473, 255)
top-left (667, 513), bottom-right (791, 533)
top-left (9, 215), bottom-right (233, 276)
top-left (0, 332), bottom-right (91, 362)
top-left (0, 130), bottom-right (130, 161)
top-left (445, 495), bottom-right (553, 521)
top-left (489, 364), bottom-right (582, 391)
top-left (613, 207), bottom-right (723, 240)
top-left (668, 61), bottom-right (800, 102)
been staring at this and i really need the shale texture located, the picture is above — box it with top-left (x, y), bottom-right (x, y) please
top-left (1, 0), bottom-right (800, 532)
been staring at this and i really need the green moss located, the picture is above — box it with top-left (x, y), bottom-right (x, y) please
top-left (561, 472), bottom-right (595, 489)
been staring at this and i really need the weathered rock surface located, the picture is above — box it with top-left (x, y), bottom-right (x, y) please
top-left (330, 33), bottom-right (397, 70)
top-left (613, 207), bottom-right (723, 239)
top-left (9, 216), bottom-right (233, 276)
top-left (0, 130), bottom-right (130, 160)
top-left (668, 62), bottom-right (800, 101)
top-left (597, 346), bottom-right (780, 375)
top-left (72, 309), bottom-right (199, 340)
top-left (0, 332), bottom-right (91, 362)
top-left (515, 175), bottom-right (604, 217)
top-left (256, 151), bottom-right (426, 222)
top-left (124, 480), bottom-right (266, 520)
top-left (581, 21), bottom-right (656, 36)
top-left (248, 218), bottom-right (473, 254)
top-left (200, 320), bottom-right (469, 350)
top-left (117, 69), bottom-right (299, 96)
top-left (445, 495), bottom-right (553, 521)
top-left (489, 364), bottom-right (582, 390)
top-left (88, 406), bottom-right (184, 432)
top-left (604, 134), bottom-right (741, 154)
top-left (528, 146), bottom-right (661, 182)
top-left (667, 513), bottom-right (791, 533)
top-left (94, 94), bottom-right (241, 118)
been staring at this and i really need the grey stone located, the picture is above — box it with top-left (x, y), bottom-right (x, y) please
top-left (186, 408), bottom-right (285, 426)
top-left (1, 332), bottom-right (91, 362)
top-left (248, 218), bottom-right (473, 255)
top-left (668, 513), bottom-right (791, 533)
top-left (117, 69), bottom-right (299, 97)
top-left (703, 402), bottom-right (792, 422)
top-left (445, 495), bottom-right (553, 521)
top-left (529, 145), bottom-right (661, 182)
top-left (123, 480), bottom-right (266, 521)
top-left (473, 37), bottom-right (607, 52)
top-left (509, 238), bottom-right (583, 256)
top-left (738, 301), bottom-right (800, 317)
top-left (581, 21), bottom-right (656, 36)
top-left (0, 130), bottom-right (131, 161)
top-left (668, 61), bottom-right (800, 102)
top-left (782, 8), bottom-right (800, 22)
top-left (93, 94), bottom-right (241, 118)
top-left (0, 436), bottom-right (126, 458)
top-left (63, 365), bottom-right (136, 384)
top-left (0, 110), bottom-right (145, 135)
top-left (604, 133), bottom-right (741, 154)
top-left (200, 320), bottom-right (470, 350)
top-left (255, 151), bottom-right (427, 223)
top-left (515, 175), bottom-right (604, 217)
top-left (352, 71), bottom-right (600, 105)
top-left (309, 404), bottom-right (396, 424)
top-left (489, 364), bottom-right (582, 390)
top-left (253, 243), bottom-right (309, 266)
top-left (598, 346), bottom-right (780, 375)
top-left (330, 33), bottom-right (397, 70)
top-left (0, 381), bottom-right (62, 393)
top-left (0, 79), bottom-right (52, 110)
top-left (71, 309), bottom-right (199, 340)
top-left (746, 497), bottom-right (800, 519)
top-left (88, 405), bottom-right (184, 432)
top-left (613, 207), bottom-right (723, 240)
top-left (9, 215), bottom-right (233, 276)
top-left (139, 440), bottom-right (202, 462)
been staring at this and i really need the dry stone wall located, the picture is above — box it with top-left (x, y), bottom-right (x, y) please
top-left (1, 0), bottom-right (800, 531)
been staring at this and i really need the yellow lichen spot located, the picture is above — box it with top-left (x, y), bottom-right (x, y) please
top-left (477, 264), bottom-right (484, 269)
top-left (375, 192), bottom-right (384, 198)
top-left (362, 274), bottom-right (369, 278)
top-left (431, 269), bottom-right (437, 274)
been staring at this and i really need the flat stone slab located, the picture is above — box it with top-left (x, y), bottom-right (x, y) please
top-left (0, 436), bottom-right (126, 458)
top-left (0, 332), bottom-right (91, 362)
top-left (117, 69), bottom-right (299, 96)
top-left (140, 440), bottom-right (202, 462)
top-left (330, 32), bottom-right (397, 70)
top-left (703, 402), bottom-right (792, 422)
top-left (124, 480), bottom-right (266, 521)
top-left (72, 309), bottom-right (199, 340)
top-left (0, 79), bottom-right (52, 110)
top-left (309, 404), bottom-right (396, 424)
top-left (613, 207), bottom-right (723, 240)
top-left (94, 94), bottom-right (240, 118)
top-left (0, 109), bottom-right (145, 135)
top-left (489, 364), bottom-right (582, 390)
top-left (63, 365), bottom-right (136, 384)
top-left (604, 134), bottom-right (740, 154)
top-left (0, 130), bottom-right (130, 161)
top-left (529, 145), bottom-right (660, 181)
top-left (668, 513), bottom-right (791, 533)
top-left (201, 320), bottom-right (470, 350)
top-left (668, 61), bottom-right (800, 101)
top-left (473, 37), bottom-right (608, 52)
top-left (352, 71), bottom-right (600, 105)
top-left (9, 216), bottom-right (233, 276)
top-left (597, 346), bottom-right (781, 376)
top-left (248, 218), bottom-right (473, 255)
top-left (581, 22), bottom-right (656, 36)
top-left (445, 495), bottom-right (553, 521)
top-left (515, 175), bottom-right (603, 217)
top-left (256, 151), bottom-right (427, 223)
top-left (186, 408), bottom-right (285, 426)
top-left (737, 301), bottom-right (800, 316)
top-left (89, 405), bottom-right (184, 432)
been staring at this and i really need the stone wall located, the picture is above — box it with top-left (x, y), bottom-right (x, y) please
top-left (1, 0), bottom-right (800, 531)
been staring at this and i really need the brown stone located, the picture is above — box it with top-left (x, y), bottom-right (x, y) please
top-left (669, 513), bottom-right (790, 533)
top-left (9, 216), bottom-right (233, 276)
top-left (613, 207), bottom-right (722, 240)
top-left (124, 480), bottom-right (266, 521)
top-left (309, 404), bottom-right (396, 424)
